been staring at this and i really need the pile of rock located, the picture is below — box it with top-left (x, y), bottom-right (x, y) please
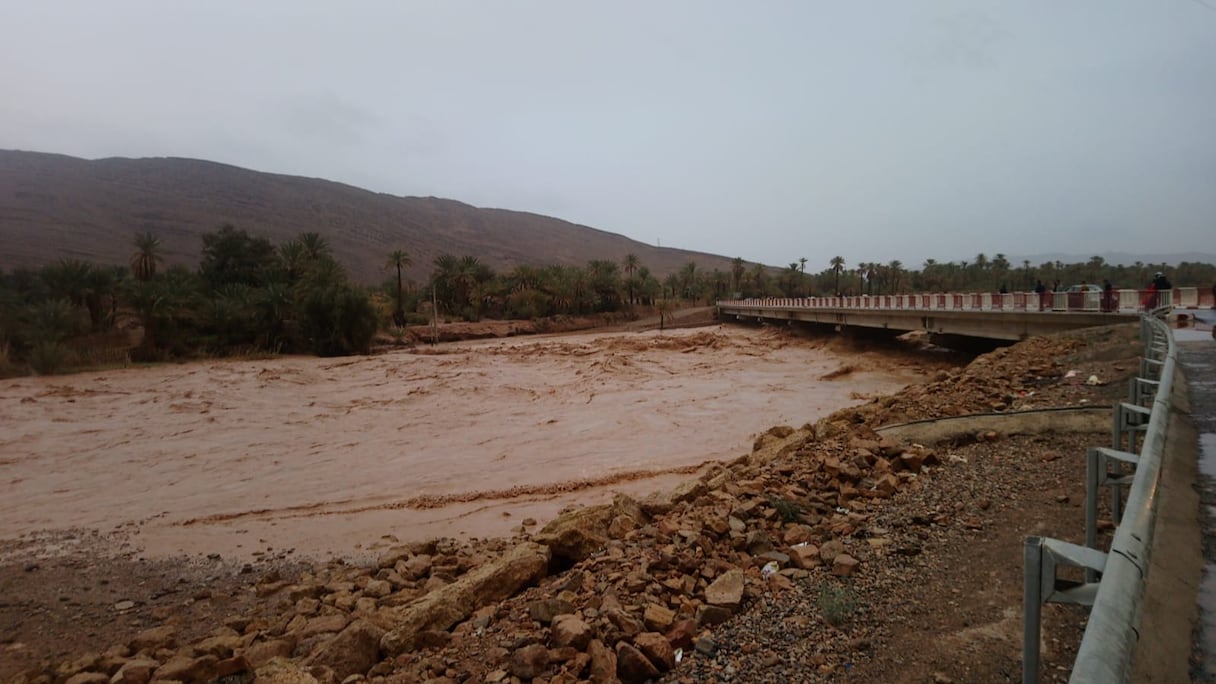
top-left (29, 419), bottom-right (937, 684)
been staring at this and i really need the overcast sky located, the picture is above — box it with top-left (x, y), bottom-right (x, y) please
top-left (2, 1), bottom-right (1214, 269)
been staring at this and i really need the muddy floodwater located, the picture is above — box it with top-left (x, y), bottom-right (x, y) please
top-left (0, 325), bottom-right (928, 561)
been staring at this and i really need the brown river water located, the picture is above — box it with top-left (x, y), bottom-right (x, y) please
top-left (0, 325), bottom-right (928, 561)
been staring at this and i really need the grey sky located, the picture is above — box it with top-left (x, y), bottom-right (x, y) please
top-left (2, 1), bottom-right (1214, 270)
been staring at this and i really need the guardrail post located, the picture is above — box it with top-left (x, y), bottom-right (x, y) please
top-left (1085, 446), bottom-right (1139, 581)
top-left (1085, 450), bottom-right (1100, 581)
top-left (1024, 536), bottom-right (1044, 684)
top-left (1023, 538), bottom-right (1106, 683)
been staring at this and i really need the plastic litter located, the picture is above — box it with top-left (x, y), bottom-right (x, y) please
top-left (761, 561), bottom-right (780, 579)
top-left (675, 648), bottom-right (683, 664)
top-left (1086, 374), bottom-right (1101, 385)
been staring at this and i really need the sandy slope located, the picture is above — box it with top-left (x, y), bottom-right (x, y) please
top-left (0, 325), bottom-right (926, 561)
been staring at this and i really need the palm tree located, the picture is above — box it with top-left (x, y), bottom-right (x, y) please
top-left (888, 260), bottom-right (904, 294)
top-left (130, 232), bottom-right (162, 282)
top-left (83, 264), bottom-right (118, 331)
top-left (623, 254), bottom-right (639, 304)
top-left (1086, 255), bottom-right (1106, 282)
top-left (730, 258), bottom-right (746, 296)
top-left (636, 266), bottom-right (661, 305)
top-left (41, 259), bottom-right (92, 309)
top-left (299, 232), bottom-right (331, 261)
top-left (279, 240), bottom-right (307, 284)
top-left (623, 254), bottom-right (639, 277)
top-left (830, 256), bottom-right (845, 295)
top-left (385, 249), bottom-right (411, 326)
top-left (784, 263), bottom-right (800, 296)
top-left (663, 273), bottom-right (682, 302)
top-left (710, 269), bottom-right (729, 299)
top-left (507, 265), bottom-right (542, 293)
top-left (679, 261), bottom-right (698, 299)
top-left (587, 259), bottom-right (622, 311)
top-left (748, 263), bottom-right (768, 296)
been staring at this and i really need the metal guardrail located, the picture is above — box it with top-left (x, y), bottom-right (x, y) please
top-left (1022, 314), bottom-right (1177, 683)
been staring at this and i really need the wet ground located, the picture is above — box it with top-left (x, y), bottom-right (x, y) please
top-left (1177, 310), bottom-right (1216, 680)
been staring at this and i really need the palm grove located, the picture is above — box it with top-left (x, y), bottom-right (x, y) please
top-left (0, 226), bottom-right (730, 376)
top-left (2, 226), bottom-right (1213, 377)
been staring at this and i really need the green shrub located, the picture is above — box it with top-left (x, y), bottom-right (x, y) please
top-left (301, 285), bottom-right (378, 356)
top-left (815, 582), bottom-right (859, 627)
top-left (31, 298), bottom-right (86, 342)
top-left (770, 496), bottom-right (803, 523)
top-left (28, 340), bottom-right (75, 375)
top-left (0, 342), bottom-right (23, 378)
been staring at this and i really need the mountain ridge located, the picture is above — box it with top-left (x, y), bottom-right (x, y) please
top-left (0, 149), bottom-right (740, 283)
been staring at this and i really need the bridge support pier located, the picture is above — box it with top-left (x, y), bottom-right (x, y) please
top-left (929, 333), bottom-right (1009, 353)
top-left (841, 326), bottom-right (902, 344)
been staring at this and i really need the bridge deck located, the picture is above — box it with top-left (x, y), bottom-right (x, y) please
top-left (717, 287), bottom-right (1212, 342)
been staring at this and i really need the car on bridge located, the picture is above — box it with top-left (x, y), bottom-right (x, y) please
top-left (1064, 284), bottom-right (1110, 311)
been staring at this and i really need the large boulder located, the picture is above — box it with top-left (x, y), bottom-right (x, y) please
top-left (535, 495), bottom-right (648, 563)
top-left (380, 541), bottom-right (550, 654)
top-left (551, 614), bottom-right (593, 650)
top-left (63, 675), bottom-right (107, 684)
top-left (616, 642), bottom-right (660, 684)
top-left (241, 639), bottom-right (295, 669)
top-left (640, 479), bottom-right (707, 516)
top-left (533, 504), bottom-right (613, 562)
top-left (152, 654), bottom-right (218, 683)
top-left (587, 639), bottom-right (618, 684)
top-left (705, 568), bottom-right (745, 608)
top-left (129, 625), bottom-right (177, 653)
top-left (110, 659), bottom-right (160, 684)
top-left (508, 643), bottom-right (550, 680)
top-left (634, 632), bottom-right (676, 673)
top-left (302, 619), bottom-right (384, 680)
top-left (255, 657), bottom-right (320, 683)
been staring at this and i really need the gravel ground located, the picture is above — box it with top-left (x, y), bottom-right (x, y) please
top-left (661, 430), bottom-right (1109, 684)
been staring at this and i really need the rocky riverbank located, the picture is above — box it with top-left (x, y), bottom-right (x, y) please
top-left (3, 323), bottom-right (1142, 684)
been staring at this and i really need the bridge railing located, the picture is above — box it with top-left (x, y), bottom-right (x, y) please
top-left (1021, 314), bottom-right (1177, 683)
top-left (718, 287), bottom-right (1210, 314)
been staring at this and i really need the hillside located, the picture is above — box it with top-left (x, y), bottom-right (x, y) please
top-left (0, 149), bottom-right (741, 283)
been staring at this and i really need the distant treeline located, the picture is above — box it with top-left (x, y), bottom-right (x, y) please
top-left (3, 228), bottom-right (1214, 377)
top-left (0, 226), bottom-right (713, 376)
top-left (757, 254), bottom-right (1216, 298)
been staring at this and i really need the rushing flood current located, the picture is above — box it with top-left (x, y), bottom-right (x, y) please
top-left (0, 325), bottom-right (929, 560)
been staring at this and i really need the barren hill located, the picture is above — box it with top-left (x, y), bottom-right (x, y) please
top-left (0, 149), bottom-right (740, 283)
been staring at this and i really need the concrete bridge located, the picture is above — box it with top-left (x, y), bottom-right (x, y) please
top-left (716, 287), bottom-right (1214, 345)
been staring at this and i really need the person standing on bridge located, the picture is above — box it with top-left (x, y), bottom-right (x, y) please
top-left (1034, 280), bottom-right (1047, 311)
top-left (1101, 279), bottom-right (1114, 312)
top-left (1147, 272), bottom-right (1171, 309)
